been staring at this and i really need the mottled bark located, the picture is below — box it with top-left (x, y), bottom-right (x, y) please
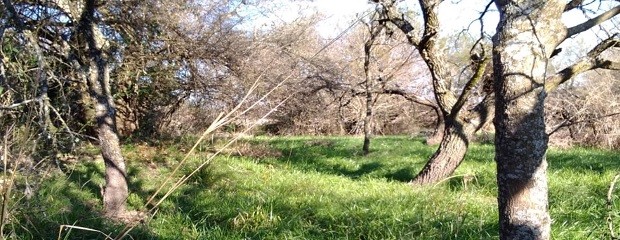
top-left (362, 51), bottom-right (372, 155)
top-left (492, 1), bottom-right (565, 239)
top-left (78, 0), bottom-right (128, 217)
top-left (362, 92), bottom-right (372, 155)
top-left (411, 118), bottom-right (474, 185)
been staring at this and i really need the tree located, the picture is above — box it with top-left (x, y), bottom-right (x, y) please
top-left (0, 0), bottom-right (256, 219)
top-left (374, 0), bottom-right (495, 185)
top-left (362, 13), bottom-right (385, 155)
top-left (373, 0), bottom-right (619, 186)
top-left (78, 0), bottom-right (129, 217)
top-left (492, 0), bottom-right (619, 238)
top-left (0, 0), bottom-right (130, 218)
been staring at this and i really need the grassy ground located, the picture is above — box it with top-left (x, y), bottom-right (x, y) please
top-left (8, 135), bottom-right (620, 239)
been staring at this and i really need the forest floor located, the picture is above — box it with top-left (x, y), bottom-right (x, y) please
top-left (9, 135), bottom-right (620, 239)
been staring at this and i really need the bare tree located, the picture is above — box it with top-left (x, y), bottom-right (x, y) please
top-left (362, 13), bottom-right (385, 154)
top-left (371, 0), bottom-right (618, 187)
top-left (546, 68), bottom-right (620, 149)
top-left (372, 0), bottom-right (494, 185)
top-left (0, 0), bottom-right (256, 219)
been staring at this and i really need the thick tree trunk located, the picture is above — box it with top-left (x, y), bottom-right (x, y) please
top-left (492, 1), bottom-right (565, 239)
top-left (79, 0), bottom-right (129, 217)
top-left (411, 118), bottom-right (474, 185)
top-left (412, 96), bottom-right (494, 185)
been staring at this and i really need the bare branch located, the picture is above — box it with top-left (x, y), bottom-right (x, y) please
top-left (564, 0), bottom-right (584, 12)
top-left (348, 87), bottom-right (437, 109)
top-left (380, 88), bottom-right (437, 108)
top-left (565, 5), bottom-right (620, 40)
top-left (547, 111), bottom-right (620, 136)
top-left (0, 98), bottom-right (40, 110)
top-left (377, 0), bottom-right (419, 46)
top-left (546, 33), bottom-right (620, 92)
top-left (464, 0), bottom-right (494, 58)
top-left (450, 57), bottom-right (489, 118)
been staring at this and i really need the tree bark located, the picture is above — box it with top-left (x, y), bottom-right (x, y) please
top-left (78, 0), bottom-right (129, 217)
top-left (410, 62), bottom-right (493, 184)
top-left (411, 118), bottom-right (474, 185)
top-left (492, 1), bottom-right (565, 239)
top-left (424, 104), bottom-right (444, 145)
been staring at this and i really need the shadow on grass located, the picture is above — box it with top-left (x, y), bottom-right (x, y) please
top-left (258, 137), bottom-right (434, 182)
top-left (164, 166), bottom-right (499, 239)
top-left (13, 160), bottom-right (157, 239)
top-left (547, 148), bottom-right (620, 172)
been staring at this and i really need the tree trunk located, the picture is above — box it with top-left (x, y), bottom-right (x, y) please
top-left (425, 106), bottom-right (444, 145)
top-left (362, 19), bottom-right (383, 155)
top-left (411, 118), bottom-right (474, 185)
top-left (378, 0), bottom-right (491, 185)
top-left (492, 1), bottom-right (565, 239)
top-left (79, 0), bottom-right (129, 217)
top-left (88, 57), bottom-right (128, 217)
top-left (412, 95), bottom-right (494, 185)
top-left (362, 91), bottom-right (372, 155)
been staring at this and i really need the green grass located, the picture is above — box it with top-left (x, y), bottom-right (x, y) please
top-left (9, 136), bottom-right (620, 239)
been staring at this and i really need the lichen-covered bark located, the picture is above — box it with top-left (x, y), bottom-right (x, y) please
top-left (492, 1), bottom-right (566, 239)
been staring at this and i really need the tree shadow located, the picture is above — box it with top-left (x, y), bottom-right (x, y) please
top-left (12, 158), bottom-right (157, 239)
top-left (547, 148), bottom-right (620, 172)
top-left (255, 137), bottom-right (432, 182)
top-left (384, 167), bottom-right (417, 182)
top-left (162, 165), bottom-right (499, 239)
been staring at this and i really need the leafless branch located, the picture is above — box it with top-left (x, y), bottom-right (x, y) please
top-left (380, 88), bottom-right (436, 108)
top-left (0, 98), bottom-right (40, 110)
top-left (547, 112), bottom-right (620, 136)
top-left (450, 57), bottom-right (489, 118)
top-left (466, 0), bottom-right (494, 56)
top-left (565, 5), bottom-right (620, 40)
top-left (564, 0), bottom-right (585, 12)
top-left (546, 33), bottom-right (620, 92)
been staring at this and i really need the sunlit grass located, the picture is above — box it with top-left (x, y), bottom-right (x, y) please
top-left (11, 135), bottom-right (620, 239)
